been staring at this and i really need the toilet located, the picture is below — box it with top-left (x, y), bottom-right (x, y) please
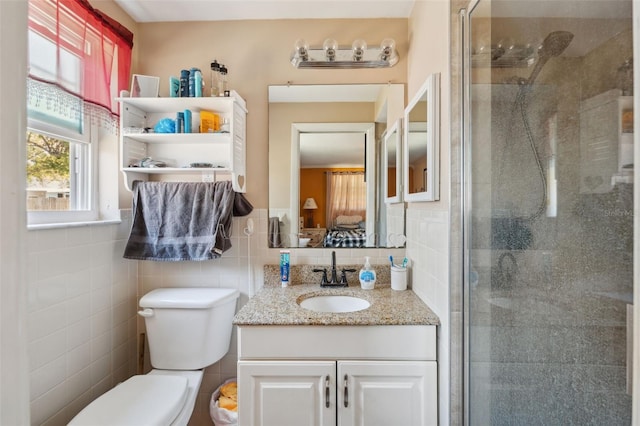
top-left (69, 287), bottom-right (240, 426)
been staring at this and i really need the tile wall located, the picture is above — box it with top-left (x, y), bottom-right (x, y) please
top-left (26, 212), bottom-right (138, 425)
top-left (406, 206), bottom-right (450, 425)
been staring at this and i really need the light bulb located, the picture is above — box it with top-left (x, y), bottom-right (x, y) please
top-left (380, 38), bottom-right (396, 61)
top-left (352, 39), bottom-right (367, 61)
top-left (294, 38), bottom-right (309, 61)
top-left (323, 38), bottom-right (338, 61)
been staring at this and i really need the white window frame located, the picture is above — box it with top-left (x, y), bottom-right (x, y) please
top-left (26, 116), bottom-right (99, 225)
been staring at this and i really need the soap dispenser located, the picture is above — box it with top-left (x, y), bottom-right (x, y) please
top-left (359, 256), bottom-right (376, 290)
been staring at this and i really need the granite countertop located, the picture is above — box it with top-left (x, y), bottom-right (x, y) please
top-left (233, 284), bottom-right (440, 326)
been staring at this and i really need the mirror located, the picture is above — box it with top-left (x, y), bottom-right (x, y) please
top-left (130, 74), bottom-right (159, 98)
top-left (404, 73), bottom-right (440, 202)
top-left (268, 84), bottom-right (405, 248)
top-left (384, 119), bottom-right (402, 203)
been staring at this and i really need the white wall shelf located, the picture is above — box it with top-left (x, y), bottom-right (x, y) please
top-left (118, 94), bottom-right (247, 192)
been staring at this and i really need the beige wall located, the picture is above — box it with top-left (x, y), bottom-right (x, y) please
top-left (407, 1), bottom-right (451, 425)
top-left (131, 19), bottom-right (408, 208)
top-left (268, 102), bottom-right (375, 208)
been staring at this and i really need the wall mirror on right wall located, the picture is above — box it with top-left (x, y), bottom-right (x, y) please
top-left (404, 73), bottom-right (440, 202)
top-left (384, 118), bottom-right (403, 204)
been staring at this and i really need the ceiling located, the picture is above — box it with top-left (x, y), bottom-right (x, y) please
top-left (114, 0), bottom-right (632, 23)
top-left (114, 0), bottom-right (416, 23)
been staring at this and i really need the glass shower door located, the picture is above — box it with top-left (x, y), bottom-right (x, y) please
top-left (464, 0), bottom-right (634, 424)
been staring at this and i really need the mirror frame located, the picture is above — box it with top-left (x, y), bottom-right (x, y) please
top-left (268, 83), bottom-right (405, 249)
top-left (290, 122), bottom-right (377, 245)
top-left (403, 72), bottom-right (440, 202)
top-left (383, 118), bottom-right (403, 204)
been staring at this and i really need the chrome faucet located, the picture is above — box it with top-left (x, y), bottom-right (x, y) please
top-left (313, 251), bottom-right (356, 287)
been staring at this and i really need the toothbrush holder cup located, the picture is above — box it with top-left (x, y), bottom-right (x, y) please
top-left (391, 266), bottom-right (408, 291)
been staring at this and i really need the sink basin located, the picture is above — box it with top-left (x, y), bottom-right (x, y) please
top-left (298, 295), bottom-right (370, 313)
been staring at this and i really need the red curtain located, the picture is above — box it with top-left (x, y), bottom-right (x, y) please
top-left (28, 0), bottom-right (132, 115)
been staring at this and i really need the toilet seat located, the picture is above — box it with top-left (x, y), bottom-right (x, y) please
top-left (68, 374), bottom-right (188, 426)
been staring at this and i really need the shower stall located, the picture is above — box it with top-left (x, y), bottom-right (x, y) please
top-left (459, 0), bottom-right (635, 423)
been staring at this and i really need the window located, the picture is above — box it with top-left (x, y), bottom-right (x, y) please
top-left (326, 171), bottom-right (366, 226)
top-left (26, 0), bottom-right (132, 225)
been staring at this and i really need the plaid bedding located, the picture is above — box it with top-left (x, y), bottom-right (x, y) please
top-left (323, 228), bottom-right (367, 248)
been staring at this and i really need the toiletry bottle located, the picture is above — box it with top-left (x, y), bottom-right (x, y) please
top-left (183, 109), bottom-right (192, 133)
top-left (169, 76), bottom-right (180, 97)
top-left (280, 250), bottom-right (290, 287)
top-left (175, 112), bottom-right (184, 133)
top-left (218, 64), bottom-right (228, 96)
top-left (188, 67), bottom-right (199, 97)
top-left (210, 60), bottom-right (220, 97)
top-left (179, 69), bottom-right (190, 97)
top-left (359, 256), bottom-right (376, 290)
top-left (194, 69), bottom-right (203, 97)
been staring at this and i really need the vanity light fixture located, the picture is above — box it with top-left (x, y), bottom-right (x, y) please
top-left (291, 38), bottom-right (399, 69)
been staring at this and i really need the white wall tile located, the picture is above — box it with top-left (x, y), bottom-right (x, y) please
top-left (67, 342), bottom-right (91, 377)
top-left (27, 218), bottom-right (138, 425)
top-left (30, 355), bottom-right (66, 400)
top-left (29, 329), bottom-right (67, 372)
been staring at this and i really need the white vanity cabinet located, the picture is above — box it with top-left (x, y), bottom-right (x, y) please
top-left (237, 325), bottom-right (438, 426)
top-left (238, 360), bottom-right (436, 426)
top-left (118, 95), bottom-right (247, 192)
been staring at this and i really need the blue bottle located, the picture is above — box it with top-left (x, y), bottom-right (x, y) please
top-left (183, 109), bottom-right (192, 133)
top-left (188, 68), bottom-right (201, 97)
top-left (194, 69), bottom-right (203, 97)
top-left (176, 112), bottom-right (184, 133)
top-left (179, 69), bottom-right (190, 97)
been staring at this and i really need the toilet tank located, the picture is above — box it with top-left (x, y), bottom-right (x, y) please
top-left (139, 288), bottom-right (240, 370)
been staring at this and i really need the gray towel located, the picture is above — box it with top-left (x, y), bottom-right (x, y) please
top-left (124, 181), bottom-right (253, 261)
top-left (268, 217), bottom-right (281, 248)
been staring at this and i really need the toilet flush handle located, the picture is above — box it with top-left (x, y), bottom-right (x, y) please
top-left (137, 308), bottom-right (154, 317)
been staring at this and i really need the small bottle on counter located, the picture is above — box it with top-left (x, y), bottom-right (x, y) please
top-left (280, 250), bottom-right (290, 287)
top-left (359, 256), bottom-right (376, 290)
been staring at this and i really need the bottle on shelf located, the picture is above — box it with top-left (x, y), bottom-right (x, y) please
top-left (218, 64), bottom-right (228, 97)
top-left (176, 111), bottom-right (184, 133)
top-left (180, 69), bottom-right (190, 97)
top-left (210, 60), bottom-right (221, 97)
top-left (189, 68), bottom-right (203, 97)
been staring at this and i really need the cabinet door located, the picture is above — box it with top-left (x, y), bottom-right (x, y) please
top-left (337, 360), bottom-right (437, 426)
top-left (238, 360), bottom-right (336, 426)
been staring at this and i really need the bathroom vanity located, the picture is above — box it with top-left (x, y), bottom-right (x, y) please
top-left (234, 284), bottom-right (440, 426)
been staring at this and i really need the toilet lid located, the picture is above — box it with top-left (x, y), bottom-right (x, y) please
top-left (69, 374), bottom-right (188, 426)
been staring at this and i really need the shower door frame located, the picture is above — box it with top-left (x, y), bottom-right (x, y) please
top-left (633, 0), bottom-right (639, 422)
top-left (458, 0), bottom-right (640, 424)
top-left (459, 2), bottom-right (477, 425)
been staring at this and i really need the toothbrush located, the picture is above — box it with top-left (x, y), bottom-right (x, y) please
top-left (389, 255), bottom-right (394, 266)
top-left (401, 257), bottom-right (408, 268)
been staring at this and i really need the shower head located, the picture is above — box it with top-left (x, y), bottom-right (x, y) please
top-left (538, 31), bottom-right (574, 59)
top-left (525, 31), bottom-right (574, 85)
